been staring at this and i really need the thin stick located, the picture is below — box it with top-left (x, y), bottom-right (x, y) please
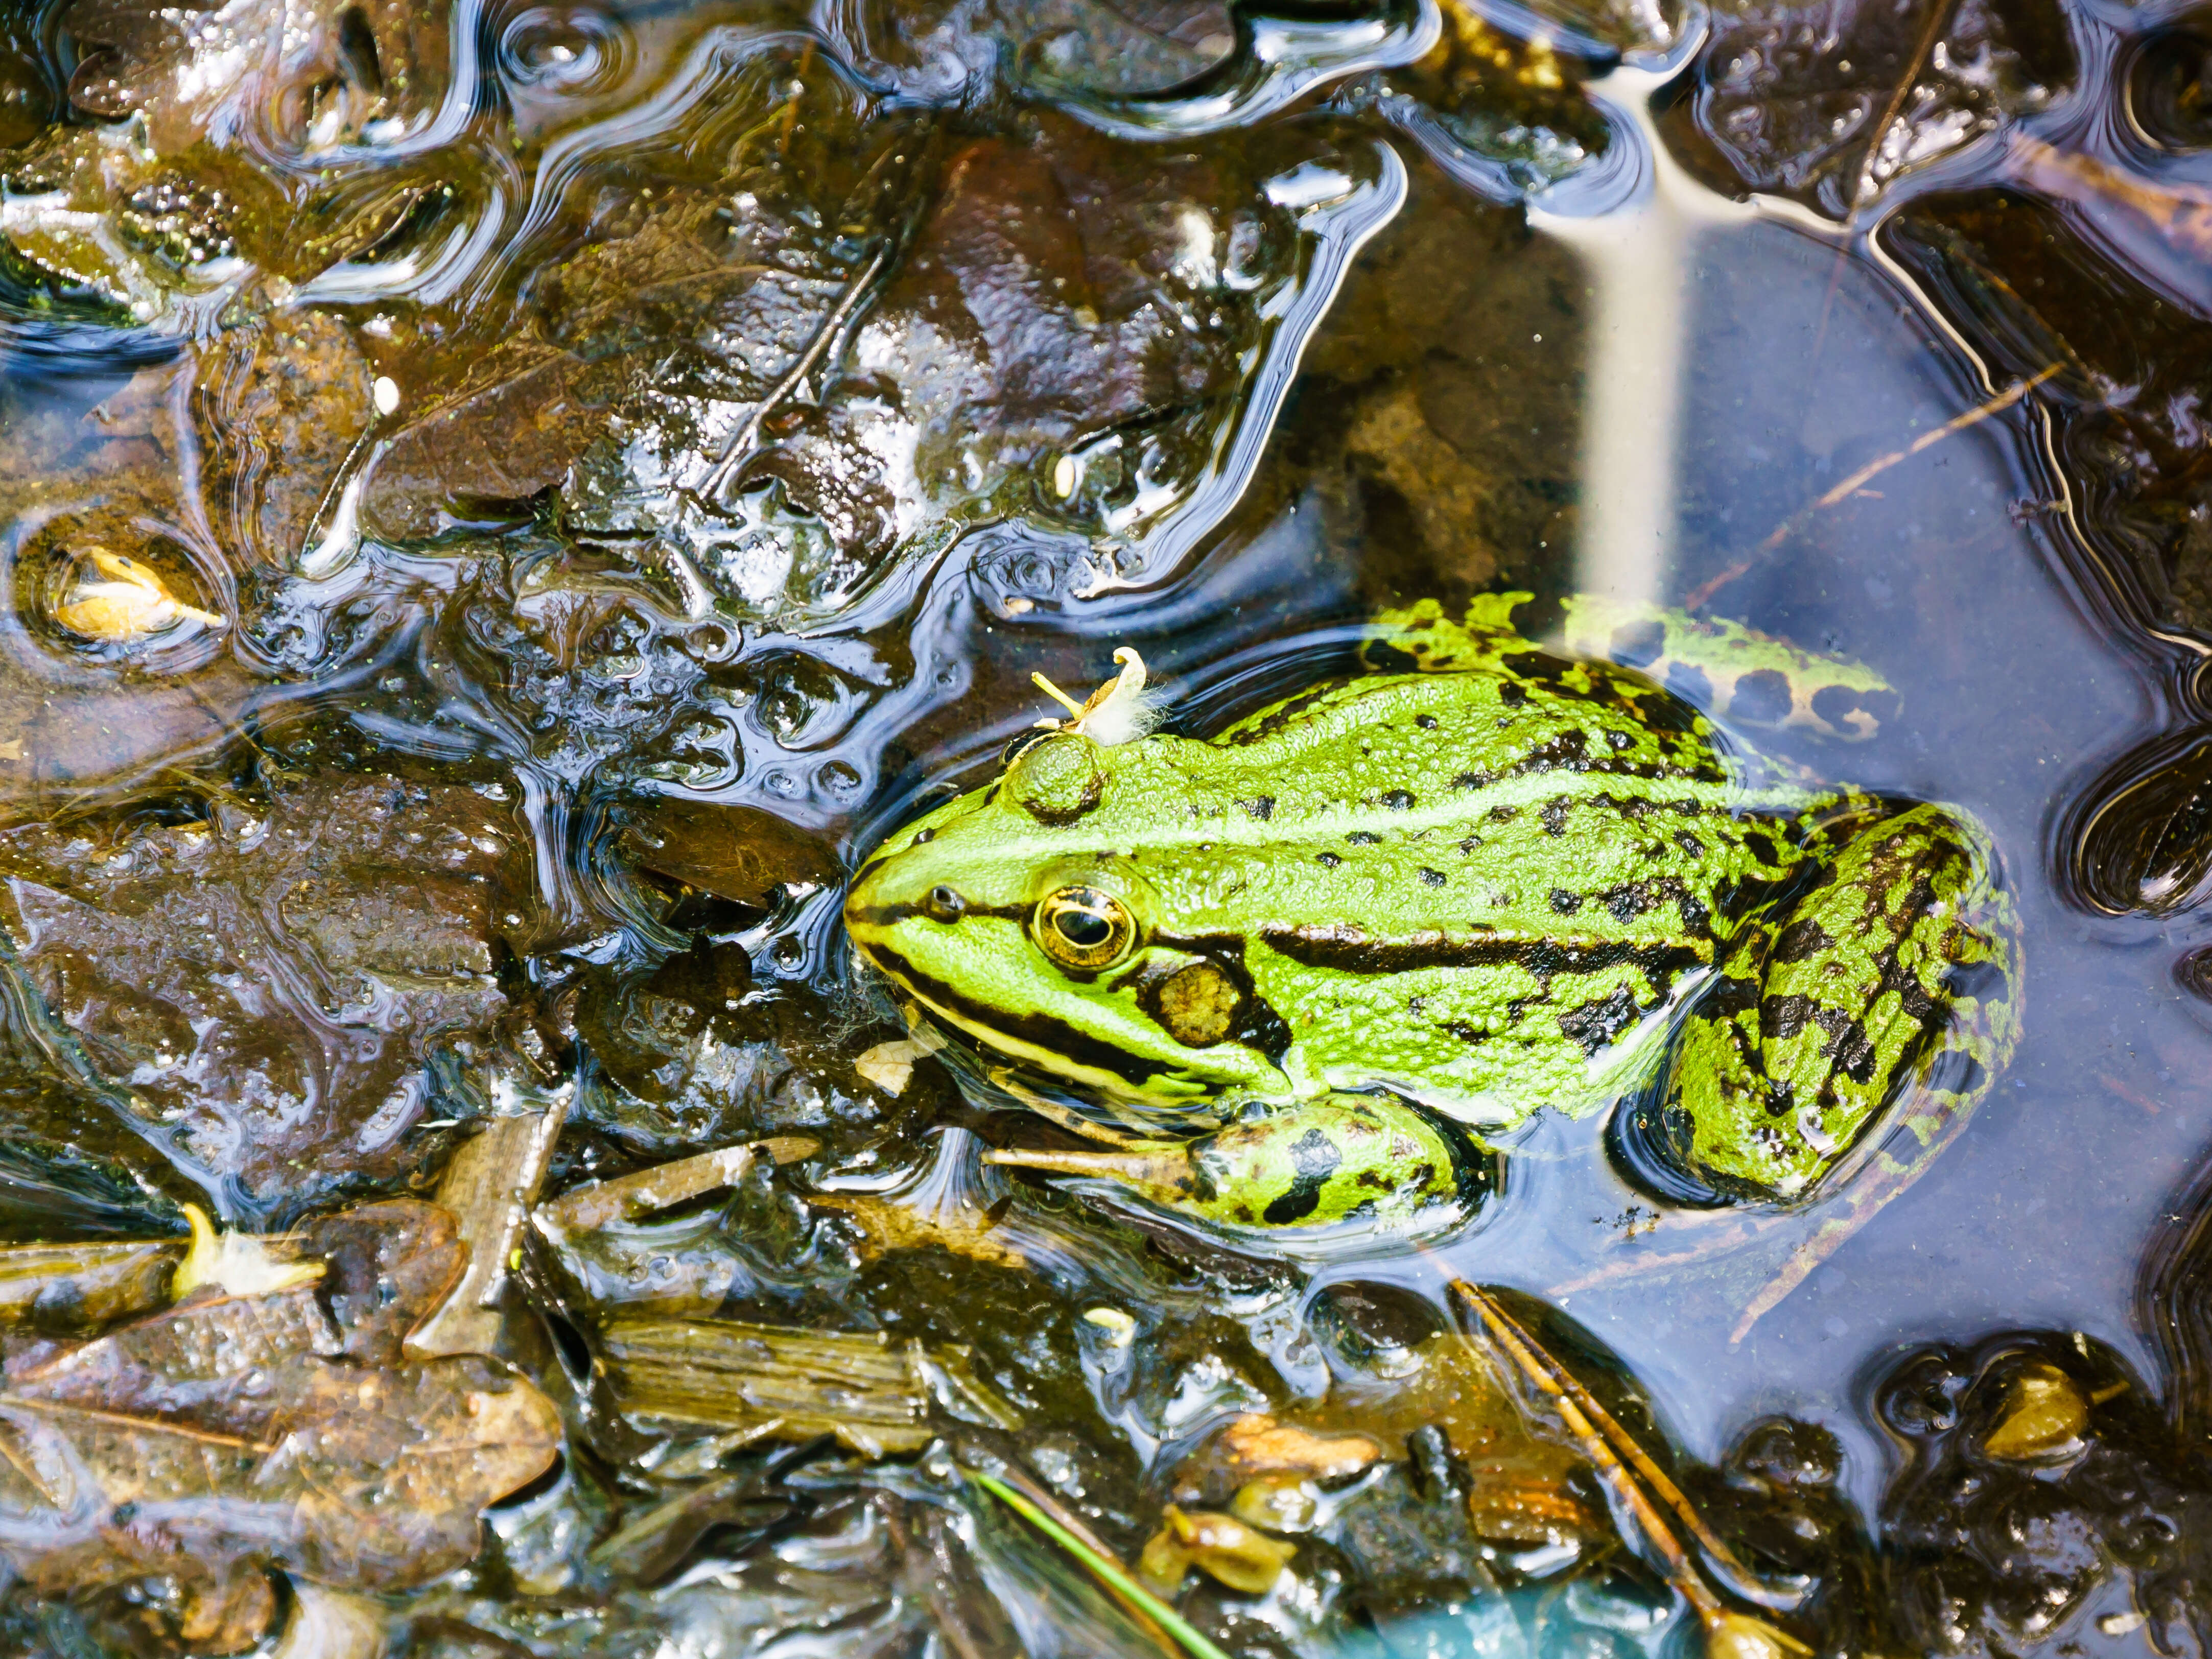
top-left (1451, 1283), bottom-right (1795, 1611)
top-left (702, 240), bottom-right (890, 499)
top-left (1851, 0), bottom-right (1961, 216)
top-left (1687, 365), bottom-right (2059, 612)
top-left (1806, 0), bottom-right (1961, 368)
top-left (1448, 1282), bottom-right (1723, 1622)
top-left (967, 1471), bottom-right (1233, 1659)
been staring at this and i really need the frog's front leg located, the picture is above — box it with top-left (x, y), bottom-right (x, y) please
top-left (1627, 801), bottom-right (2021, 1206)
top-left (983, 1095), bottom-right (1487, 1237)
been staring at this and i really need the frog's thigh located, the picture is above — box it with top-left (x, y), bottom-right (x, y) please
top-left (1662, 802), bottom-right (2019, 1200)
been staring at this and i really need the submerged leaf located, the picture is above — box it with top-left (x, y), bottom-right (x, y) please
top-left (0, 1200), bottom-right (559, 1650)
top-left (1140, 1504), bottom-right (1297, 1594)
top-left (407, 1091), bottom-right (569, 1360)
top-left (0, 1238), bottom-right (180, 1331)
top-left (1695, 0), bottom-right (2074, 217)
top-left (1981, 1362), bottom-right (2089, 1460)
top-left (0, 770), bottom-right (539, 1202)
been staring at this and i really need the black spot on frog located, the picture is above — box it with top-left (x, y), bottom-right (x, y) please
top-left (1261, 1127), bottom-right (1344, 1224)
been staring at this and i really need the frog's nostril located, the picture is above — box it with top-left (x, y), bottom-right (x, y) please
top-left (924, 885), bottom-right (967, 922)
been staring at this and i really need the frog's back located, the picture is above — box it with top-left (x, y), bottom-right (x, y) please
top-left (1084, 660), bottom-right (1817, 1118)
top-left (1118, 655), bottom-right (1780, 941)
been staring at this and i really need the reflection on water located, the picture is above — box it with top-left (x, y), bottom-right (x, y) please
top-left (0, 0), bottom-right (2209, 1649)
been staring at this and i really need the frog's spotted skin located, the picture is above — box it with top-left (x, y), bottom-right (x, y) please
top-left (845, 598), bottom-right (2019, 1217)
top-left (1555, 596), bottom-right (1901, 743)
top-left (979, 1096), bottom-right (1478, 1235)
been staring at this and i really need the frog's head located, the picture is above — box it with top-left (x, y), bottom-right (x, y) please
top-left (843, 730), bottom-right (1290, 1109)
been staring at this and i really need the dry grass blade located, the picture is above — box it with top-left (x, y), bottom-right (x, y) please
top-left (1449, 1282), bottom-right (1793, 1610)
top-left (1452, 1284), bottom-right (1814, 1659)
top-left (597, 1314), bottom-right (1019, 1456)
top-left (1450, 1282), bottom-right (1719, 1618)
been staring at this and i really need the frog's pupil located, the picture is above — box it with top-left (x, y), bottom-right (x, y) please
top-left (1056, 910), bottom-right (1113, 949)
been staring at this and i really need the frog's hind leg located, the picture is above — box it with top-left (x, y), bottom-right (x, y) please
top-left (1620, 801), bottom-right (2021, 1323)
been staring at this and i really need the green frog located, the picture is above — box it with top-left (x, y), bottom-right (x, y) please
top-left (843, 594), bottom-right (2019, 1257)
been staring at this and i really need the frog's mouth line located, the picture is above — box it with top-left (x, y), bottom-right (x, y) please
top-left (855, 939), bottom-right (1186, 1096)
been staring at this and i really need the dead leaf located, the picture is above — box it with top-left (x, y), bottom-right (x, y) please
top-left (618, 797), bottom-right (841, 910)
top-left (269, 1581), bottom-right (388, 1659)
top-left (0, 771), bottom-right (537, 1202)
top-left (406, 1092), bottom-right (570, 1360)
top-left (1981, 1362), bottom-right (2089, 1460)
top-left (0, 1200), bottom-right (559, 1651)
top-left (852, 1037), bottom-right (933, 1096)
top-left (171, 1203), bottom-right (324, 1298)
top-left (1167, 1334), bottom-right (1603, 1549)
top-left (1210, 1415), bottom-right (1384, 1486)
top-left (534, 1138), bottom-right (818, 1239)
top-left (360, 342), bottom-right (618, 541)
top-left (809, 1190), bottom-right (1032, 1271)
top-left (1138, 1504), bottom-right (1296, 1595)
top-left (63, 0), bottom-right (449, 155)
top-left (0, 1239), bottom-right (182, 1331)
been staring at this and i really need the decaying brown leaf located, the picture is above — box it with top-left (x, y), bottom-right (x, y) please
top-left (0, 1200), bottom-right (560, 1652)
top-left (1981, 1361), bottom-right (2090, 1460)
top-left (1213, 1414), bottom-right (1385, 1485)
top-left (0, 770), bottom-right (538, 1200)
top-left (618, 798), bottom-right (841, 911)
top-left (851, 1032), bottom-right (944, 1098)
top-left (0, 1239), bottom-right (181, 1332)
top-left (407, 1090), bottom-right (570, 1360)
top-left (1694, 0), bottom-right (2073, 217)
top-left (808, 1189), bottom-right (1032, 1271)
top-left (1255, 1332), bottom-right (1601, 1548)
top-left (1138, 1504), bottom-right (1297, 1595)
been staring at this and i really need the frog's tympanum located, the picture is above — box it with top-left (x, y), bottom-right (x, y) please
top-left (844, 595), bottom-right (2020, 1246)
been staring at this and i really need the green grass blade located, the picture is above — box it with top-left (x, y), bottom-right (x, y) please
top-left (966, 1469), bottom-right (1234, 1659)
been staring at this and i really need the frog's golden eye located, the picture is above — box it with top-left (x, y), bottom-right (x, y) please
top-left (1033, 885), bottom-right (1135, 970)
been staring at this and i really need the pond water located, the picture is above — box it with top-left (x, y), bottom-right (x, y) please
top-left (0, 0), bottom-right (2207, 1651)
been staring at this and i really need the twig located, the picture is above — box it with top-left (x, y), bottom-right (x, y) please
top-left (1686, 365), bottom-right (2059, 611)
top-left (701, 241), bottom-right (890, 500)
top-left (1807, 0), bottom-right (1961, 366)
top-left (1851, 0), bottom-right (1961, 217)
